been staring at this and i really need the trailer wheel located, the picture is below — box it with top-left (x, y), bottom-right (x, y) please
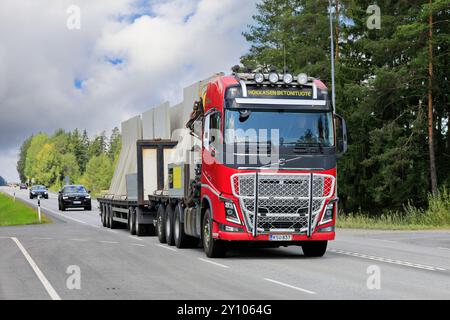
top-left (101, 204), bottom-right (107, 227)
top-left (135, 209), bottom-right (147, 237)
top-left (202, 209), bottom-right (226, 258)
top-left (129, 207), bottom-right (136, 235)
top-left (157, 204), bottom-right (167, 243)
top-left (174, 205), bottom-right (197, 248)
top-left (301, 241), bottom-right (328, 257)
top-left (105, 205), bottom-right (111, 228)
top-left (109, 206), bottom-right (119, 229)
top-left (165, 205), bottom-right (175, 246)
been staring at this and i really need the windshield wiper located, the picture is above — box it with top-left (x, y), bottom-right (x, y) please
top-left (281, 142), bottom-right (325, 154)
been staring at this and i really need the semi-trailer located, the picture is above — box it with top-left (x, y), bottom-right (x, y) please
top-left (97, 68), bottom-right (347, 258)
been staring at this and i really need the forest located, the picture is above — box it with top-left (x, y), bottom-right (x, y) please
top-left (16, 128), bottom-right (121, 195)
top-left (240, 0), bottom-right (449, 219)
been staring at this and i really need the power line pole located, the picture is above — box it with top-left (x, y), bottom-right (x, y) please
top-left (328, 0), bottom-right (336, 112)
top-left (428, 0), bottom-right (438, 195)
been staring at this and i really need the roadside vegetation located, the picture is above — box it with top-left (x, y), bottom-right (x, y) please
top-left (0, 193), bottom-right (51, 226)
top-left (338, 188), bottom-right (450, 230)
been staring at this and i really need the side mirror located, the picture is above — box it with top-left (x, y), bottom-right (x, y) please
top-left (335, 114), bottom-right (348, 157)
top-left (88, 190), bottom-right (91, 194)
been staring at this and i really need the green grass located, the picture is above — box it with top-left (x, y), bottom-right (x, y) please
top-left (0, 193), bottom-right (51, 226)
top-left (338, 188), bottom-right (450, 230)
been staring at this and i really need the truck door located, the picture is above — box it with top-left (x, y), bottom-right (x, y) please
top-left (202, 111), bottom-right (222, 190)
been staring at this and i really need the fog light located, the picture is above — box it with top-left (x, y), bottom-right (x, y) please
top-left (220, 224), bottom-right (244, 232)
top-left (268, 72), bottom-right (279, 84)
top-left (318, 226), bottom-right (335, 233)
top-left (297, 73), bottom-right (308, 85)
top-left (254, 73), bottom-right (264, 84)
top-left (283, 73), bottom-right (293, 84)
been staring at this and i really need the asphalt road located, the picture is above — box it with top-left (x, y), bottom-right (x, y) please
top-left (1, 186), bottom-right (449, 300)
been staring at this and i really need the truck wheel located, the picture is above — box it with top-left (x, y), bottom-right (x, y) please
top-left (165, 205), bottom-right (175, 246)
top-left (129, 208), bottom-right (136, 235)
top-left (174, 205), bottom-right (197, 248)
top-left (202, 209), bottom-right (226, 258)
top-left (302, 241), bottom-right (328, 257)
top-left (157, 204), bottom-right (167, 243)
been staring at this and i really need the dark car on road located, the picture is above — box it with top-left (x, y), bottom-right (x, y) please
top-left (58, 185), bottom-right (92, 211)
top-left (29, 185), bottom-right (49, 199)
top-left (19, 183), bottom-right (28, 190)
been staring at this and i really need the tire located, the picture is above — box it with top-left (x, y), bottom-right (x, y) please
top-left (85, 206), bottom-right (92, 211)
top-left (135, 209), bottom-right (147, 237)
top-left (174, 205), bottom-right (197, 248)
top-left (106, 205), bottom-right (111, 228)
top-left (165, 205), bottom-right (175, 246)
top-left (157, 204), bottom-right (167, 243)
top-left (129, 208), bottom-right (136, 235)
top-left (202, 209), bottom-right (226, 258)
top-left (302, 241), bottom-right (328, 257)
top-left (101, 205), bottom-right (107, 227)
top-left (109, 206), bottom-right (119, 229)
top-left (29, 195), bottom-right (33, 199)
top-left (60, 202), bottom-right (66, 211)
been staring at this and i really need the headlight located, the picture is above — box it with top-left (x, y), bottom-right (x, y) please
top-left (283, 73), bottom-right (293, 84)
top-left (85, 195), bottom-right (91, 199)
top-left (297, 73), bottom-right (308, 85)
top-left (268, 72), bottom-right (279, 84)
top-left (63, 196), bottom-right (68, 200)
top-left (321, 202), bottom-right (334, 224)
top-left (254, 73), bottom-right (264, 84)
top-left (44, 191), bottom-right (48, 194)
top-left (224, 201), bottom-right (241, 225)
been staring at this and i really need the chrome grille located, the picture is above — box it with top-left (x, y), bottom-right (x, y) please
top-left (232, 173), bottom-right (335, 234)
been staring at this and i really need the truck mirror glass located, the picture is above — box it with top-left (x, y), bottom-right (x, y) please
top-left (335, 114), bottom-right (348, 157)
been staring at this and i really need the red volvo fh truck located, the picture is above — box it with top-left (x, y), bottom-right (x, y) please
top-left (98, 70), bottom-right (348, 258)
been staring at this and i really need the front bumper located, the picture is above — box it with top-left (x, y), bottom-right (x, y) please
top-left (62, 199), bottom-right (91, 207)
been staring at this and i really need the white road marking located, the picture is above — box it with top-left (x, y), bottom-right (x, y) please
top-left (100, 241), bottom-right (119, 244)
top-left (32, 237), bottom-right (53, 240)
top-left (330, 249), bottom-right (446, 271)
top-left (198, 258), bottom-right (230, 269)
top-left (130, 243), bottom-right (145, 247)
top-left (106, 229), bottom-right (118, 234)
top-left (129, 236), bottom-right (143, 241)
top-left (264, 278), bottom-right (316, 295)
top-left (156, 244), bottom-right (178, 252)
top-left (10, 237), bottom-right (61, 300)
top-left (438, 247), bottom-right (450, 251)
top-left (68, 238), bottom-right (89, 242)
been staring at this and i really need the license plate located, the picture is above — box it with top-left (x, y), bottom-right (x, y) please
top-left (73, 201), bottom-right (81, 204)
top-left (269, 234), bottom-right (292, 241)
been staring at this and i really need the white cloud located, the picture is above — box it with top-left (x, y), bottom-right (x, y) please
top-left (0, 0), bottom-right (258, 181)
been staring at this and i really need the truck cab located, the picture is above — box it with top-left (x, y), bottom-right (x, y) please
top-left (196, 72), bottom-right (347, 257)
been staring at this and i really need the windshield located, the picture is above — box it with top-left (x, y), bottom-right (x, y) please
top-left (225, 109), bottom-right (334, 146)
top-left (32, 185), bottom-right (46, 190)
top-left (64, 186), bottom-right (87, 193)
